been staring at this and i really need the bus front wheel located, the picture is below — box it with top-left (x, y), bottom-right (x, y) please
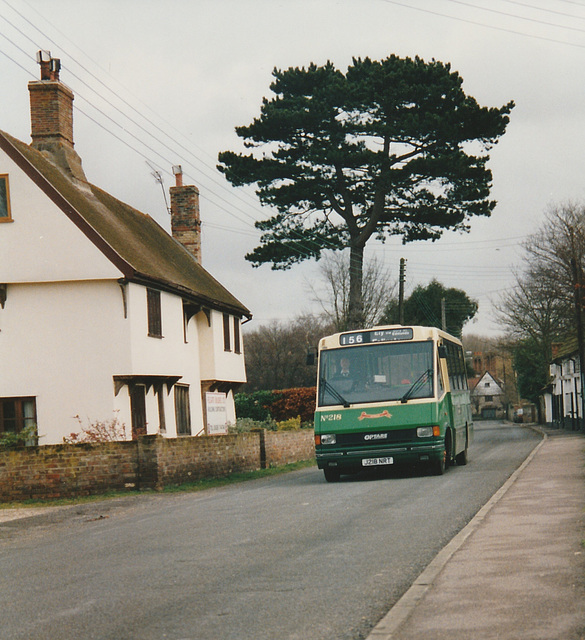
top-left (432, 454), bottom-right (445, 476)
top-left (433, 431), bottom-right (451, 476)
top-left (324, 468), bottom-right (341, 483)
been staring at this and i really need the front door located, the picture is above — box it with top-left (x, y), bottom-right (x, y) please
top-left (130, 385), bottom-right (147, 439)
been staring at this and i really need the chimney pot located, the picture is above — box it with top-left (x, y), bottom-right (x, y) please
top-left (49, 58), bottom-right (61, 81)
top-left (37, 50), bottom-right (52, 80)
top-left (172, 165), bottom-right (183, 187)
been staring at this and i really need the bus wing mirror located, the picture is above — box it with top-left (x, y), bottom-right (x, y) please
top-left (438, 345), bottom-right (447, 359)
top-left (306, 347), bottom-right (316, 366)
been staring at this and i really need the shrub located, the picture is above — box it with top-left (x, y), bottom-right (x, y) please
top-left (0, 424), bottom-right (38, 449)
top-left (64, 414), bottom-right (128, 444)
top-left (234, 391), bottom-right (276, 421)
top-left (228, 417), bottom-right (277, 434)
top-left (270, 388), bottom-right (316, 424)
top-left (235, 387), bottom-right (316, 426)
top-left (276, 416), bottom-right (301, 431)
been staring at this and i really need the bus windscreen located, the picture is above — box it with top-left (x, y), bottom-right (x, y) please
top-left (318, 341), bottom-right (434, 407)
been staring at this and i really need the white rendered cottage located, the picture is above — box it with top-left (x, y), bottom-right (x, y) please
top-left (469, 371), bottom-right (505, 419)
top-left (544, 339), bottom-right (583, 430)
top-left (0, 53), bottom-right (251, 444)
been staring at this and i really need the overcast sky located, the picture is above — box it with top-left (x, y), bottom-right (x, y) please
top-left (2, 0), bottom-right (584, 338)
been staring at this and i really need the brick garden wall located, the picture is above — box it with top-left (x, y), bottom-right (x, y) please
top-left (0, 430), bottom-right (315, 502)
top-left (0, 441), bottom-right (137, 501)
top-left (157, 433), bottom-right (262, 487)
top-left (263, 430), bottom-right (316, 467)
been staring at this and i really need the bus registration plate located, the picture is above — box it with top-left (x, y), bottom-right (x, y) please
top-left (362, 457), bottom-right (393, 466)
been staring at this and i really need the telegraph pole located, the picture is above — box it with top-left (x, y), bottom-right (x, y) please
top-left (398, 258), bottom-right (406, 325)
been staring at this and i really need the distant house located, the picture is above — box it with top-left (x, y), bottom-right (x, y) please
top-left (0, 52), bottom-right (251, 445)
top-left (543, 338), bottom-right (582, 430)
top-left (469, 371), bottom-right (505, 419)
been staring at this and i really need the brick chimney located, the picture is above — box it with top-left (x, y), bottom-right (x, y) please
top-left (170, 166), bottom-right (201, 263)
top-left (28, 50), bottom-right (86, 181)
top-left (551, 343), bottom-right (561, 360)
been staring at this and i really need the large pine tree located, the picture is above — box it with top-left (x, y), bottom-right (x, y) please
top-left (218, 55), bottom-right (514, 328)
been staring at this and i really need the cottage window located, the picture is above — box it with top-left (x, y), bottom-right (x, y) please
top-left (566, 359), bottom-right (580, 374)
top-left (0, 175), bottom-right (12, 222)
top-left (174, 385), bottom-right (191, 435)
top-left (147, 288), bottom-right (162, 337)
top-left (0, 397), bottom-right (37, 440)
top-left (234, 317), bottom-right (241, 354)
top-left (223, 313), bottom-right (231, 351)
top-left (157, 388), bottom-right (166, 433)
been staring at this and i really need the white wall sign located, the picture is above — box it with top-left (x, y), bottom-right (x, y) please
top-left (206, 392), bottom-right (228, 435)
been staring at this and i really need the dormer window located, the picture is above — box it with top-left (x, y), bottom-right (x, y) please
top-left (0, 175), bottom-right (12, 222)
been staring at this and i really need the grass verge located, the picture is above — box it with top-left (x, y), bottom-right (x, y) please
top-left (162, 459), bottom-right (315, 493)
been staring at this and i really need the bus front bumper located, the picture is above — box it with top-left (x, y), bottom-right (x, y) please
top-left (316, 441), bottom-right (444, 471)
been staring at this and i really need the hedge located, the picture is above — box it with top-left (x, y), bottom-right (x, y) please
top-left (235, 387), bottom-right (316, 425)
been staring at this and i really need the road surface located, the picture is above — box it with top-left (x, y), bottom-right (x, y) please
top-left (0, 421), bottom-right (540, 640)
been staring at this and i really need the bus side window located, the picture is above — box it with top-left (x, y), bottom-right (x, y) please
top-left (437, 357), bottom-right (445, 395)
top-left (445, 340), bottom-right (467, 391)
top-left (445, 339), bottom-right (465, 391)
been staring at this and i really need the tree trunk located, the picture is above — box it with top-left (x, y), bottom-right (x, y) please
top-left (347, 243), bottom-right (365, 330)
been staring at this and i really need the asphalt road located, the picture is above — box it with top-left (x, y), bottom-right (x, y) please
top-left (0, 421), bottom-right (540, 640)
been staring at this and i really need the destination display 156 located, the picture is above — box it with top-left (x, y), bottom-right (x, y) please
top-left (339, 327), bottom-right (413, 345)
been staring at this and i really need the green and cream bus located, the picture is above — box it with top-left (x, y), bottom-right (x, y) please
top-left (314, 325), bottom-right (473, 481)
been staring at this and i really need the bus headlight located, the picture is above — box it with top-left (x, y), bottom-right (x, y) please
top-left (417, 427), bottom-right (433, 438)
top-left (320, 434), bottom-right (337, 445)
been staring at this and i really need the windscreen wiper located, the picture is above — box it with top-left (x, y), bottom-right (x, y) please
top-left (320, 378), bottom-right (351, 408)
top-left (401, 368), bottom-right (432, 404)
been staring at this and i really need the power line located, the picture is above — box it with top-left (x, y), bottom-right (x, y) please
top-left (0, 1), bottom-right (335, 263)
top-left (444, 0), bottom-right (585, 35)
top-left (379, 0), bottom-right (585, 49)
top-left (1, 0), bottom-right (533, 269)
top-left (502, 0), bottom-right (585, 21)
top-left (0, 7), bottom-right (267, 223)
top-left (0, 35), bottom-right (272, 252)
top-left (0, 0), bottom-right (537, 284)
top-left (0, 60), bottom-right (327, 267)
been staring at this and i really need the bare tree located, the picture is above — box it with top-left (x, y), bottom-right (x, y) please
top-left (307, 251), bottom-right (396, 331)
top-left (523, 202), bottom-right (585, 327)
top-left (243, 315), bottom-right (333, 391)
top-left (462, 334), bottom-right (500, 353)
top-left (495, 202), bottom-right (585, 410)
top-left (496, 202), bottom-right (585, 344)
top-left (496, 269), bottom-right (567, 348)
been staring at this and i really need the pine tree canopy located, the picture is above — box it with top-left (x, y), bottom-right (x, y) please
top-left (218, 55), bottom-right (514, 328)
